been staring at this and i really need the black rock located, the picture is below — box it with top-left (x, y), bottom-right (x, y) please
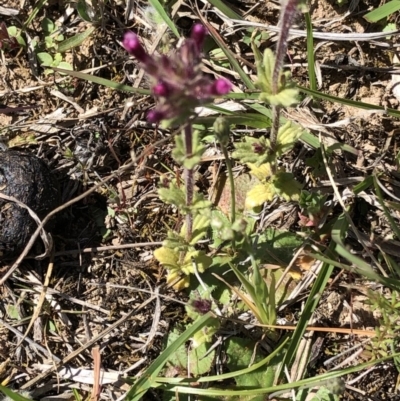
top-left (0, 150), bottom-right (60, 257)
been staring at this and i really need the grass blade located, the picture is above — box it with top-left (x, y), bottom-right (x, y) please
top-left (57, 26), bottom-right (96, 53)
top-left (148, 0), bottom-right (179, 38)
top-left (51, 67), bottom-right (150, 95)
top-left (125, 312), bottom-right (214, 401)
top-left (364, 1), bottom-right (400, 22)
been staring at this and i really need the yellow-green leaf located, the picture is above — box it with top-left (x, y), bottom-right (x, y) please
top-left (247, 163), bottom-right (272, 181)
top-left (245, 183), bottom-right (276, 209)
top-left (181, 250), bottom-right (212, 275)
top-left (154, 246), bottom-right (178, 270)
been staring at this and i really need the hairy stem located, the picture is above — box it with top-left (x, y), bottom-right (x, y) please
top-left (184, 124), bottom-right (194, 242)
top-left (272, 0), bottom-right (300, 94)
top-left (222, 145), bottom-right (236, 249)
top-left (269, 105), bottom-right (280, 173)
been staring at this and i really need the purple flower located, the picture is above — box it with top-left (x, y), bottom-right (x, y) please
top-left (122, 25), bottom-right (232, 124)
top-left (209, 78), bottom-right (232, 96)
top-left (122, 32), bottom-right (148, 63)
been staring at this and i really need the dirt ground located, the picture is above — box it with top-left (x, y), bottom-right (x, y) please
top-left (0, 0), bottom-right (400, 400)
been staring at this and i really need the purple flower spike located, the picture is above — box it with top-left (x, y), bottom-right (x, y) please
top-left (153, 81), bottom-right (170, 97)
top-left (191, 24), bottom-right (207, 50)
top-left (147, 109), bottom-right (165, 124)
top-left (122, 32), bottom-right (149, 63)
top-left (209, 78), bottom-right (232, 96)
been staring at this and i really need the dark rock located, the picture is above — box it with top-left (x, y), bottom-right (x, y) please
top-left (0, 150), bottom-right (60, 257)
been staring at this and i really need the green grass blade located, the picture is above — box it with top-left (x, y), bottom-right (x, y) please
top-left (125, 312), bottom-right (214, 401)
top-left (332, 213), bottom-right (400, 292)
top-left (23, 0), bottom-right (48, 29)
top-left (277, 242), bottom-right (335, 378)
top-left (51, 67), bottom-right (150, 95)
top-left (373, 174), bottom-right (400, 240)
top-left (148, 0), bottom-right (179, 38)
top-left (298, 85), bottom-right (400, 119)
top-left (154, 336), bottom-right (290, 384)
top-left (304, 12), bottom-right (317, 92)
top-left (0, 386), bottom-right (32, 401)
top-left (229, 262), bottom-right (269, 324)
top-left (57, 26), bottom-right (96, 53)
top-left (364, 1), bottom-right (400, 22)
top-left (205, 0), bottom-right (243, 20)
top-left (206, 29), bottom-right (254, 89)
top-left (157, 353), bottom-right (400, 396)
top-left (195, 113), bottom-right (271, 129)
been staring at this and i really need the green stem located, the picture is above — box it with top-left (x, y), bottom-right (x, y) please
top-left (222, 146), bottom-right (236, 249)
top-left (269, 105), bottom-right (280, 174)
top-left (221, 147), bottom-right (235, 225)
top-left (183, 124), bottom-right (194, 242)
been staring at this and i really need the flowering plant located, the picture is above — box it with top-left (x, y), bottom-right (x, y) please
top-left (122, 24), bottom-right (231, 289)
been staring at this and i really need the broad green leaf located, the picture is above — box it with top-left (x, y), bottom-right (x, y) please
top-left (226, 337), bottom-right (276, 401)
top-left (158, 183), bottom-right (186, 208)
top-left (191, 317), bottom-right (220, 346)
top-left (41, 17), bottom-right (55, 34)
top-left (6, 304), bottom-right (20, 319)
top-left (189, 342), bottom-right (215, 375)
top-left (36, 52), bottom-right (53, 66)
top-left (77, 0), bottom-right (93, 22)
top-left (163, 230), bottom-right (188, 251)
top-left (187, 214), bottom-right (211, 245)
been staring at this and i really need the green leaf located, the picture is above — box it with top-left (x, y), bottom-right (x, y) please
top-left (6, 304), bottom-right (20, 319)
top-left (77, 0), bottom-right (94, 22)
top-left (57, 61), bottom-right (73, 71)
top-left (233, 136), bottom-right (272, 166)
top-left (245, 183), bottom-right (276, 209)
top-left (260, 86), bottom-right (299, 107)
top-left (36, 52), bottom-right (53, 66)
top-left (172, 130), bottom-right (205, 169)
top-left (364, 1), bottom-right (400, 22)
top-left (154, 246), bottom-right (178, 270)
top-left (226, 337), bottom-right (277, 400)
top-left (41, 17), bottom-right (55, 34)
top-left (158, 183), bottom-right (186, 209)
top-left (180, 250), bottom-right (212, 275)
top-left (189, 342), bottom-right (215, 375)
top-left (275, 121), bottom-right (303, 156)
top-left (272, 171), bottom-right (302, 201)
top-left (163, 230), bottom-right (188, 251)
top-left (254, 228), bottom-right (303, 265)
top-left (125, 313), bottom-right (215, 401)
top-left (165, 329), bottom-right (188, 369)
top-left (51, 67), bottom-right (150, 95)
top-left (186, 214), bottom-right (210, 245)
top-left (254, 48), bottom-right (299, 107)
top-left (57, 25), bottom-right (96, 53)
